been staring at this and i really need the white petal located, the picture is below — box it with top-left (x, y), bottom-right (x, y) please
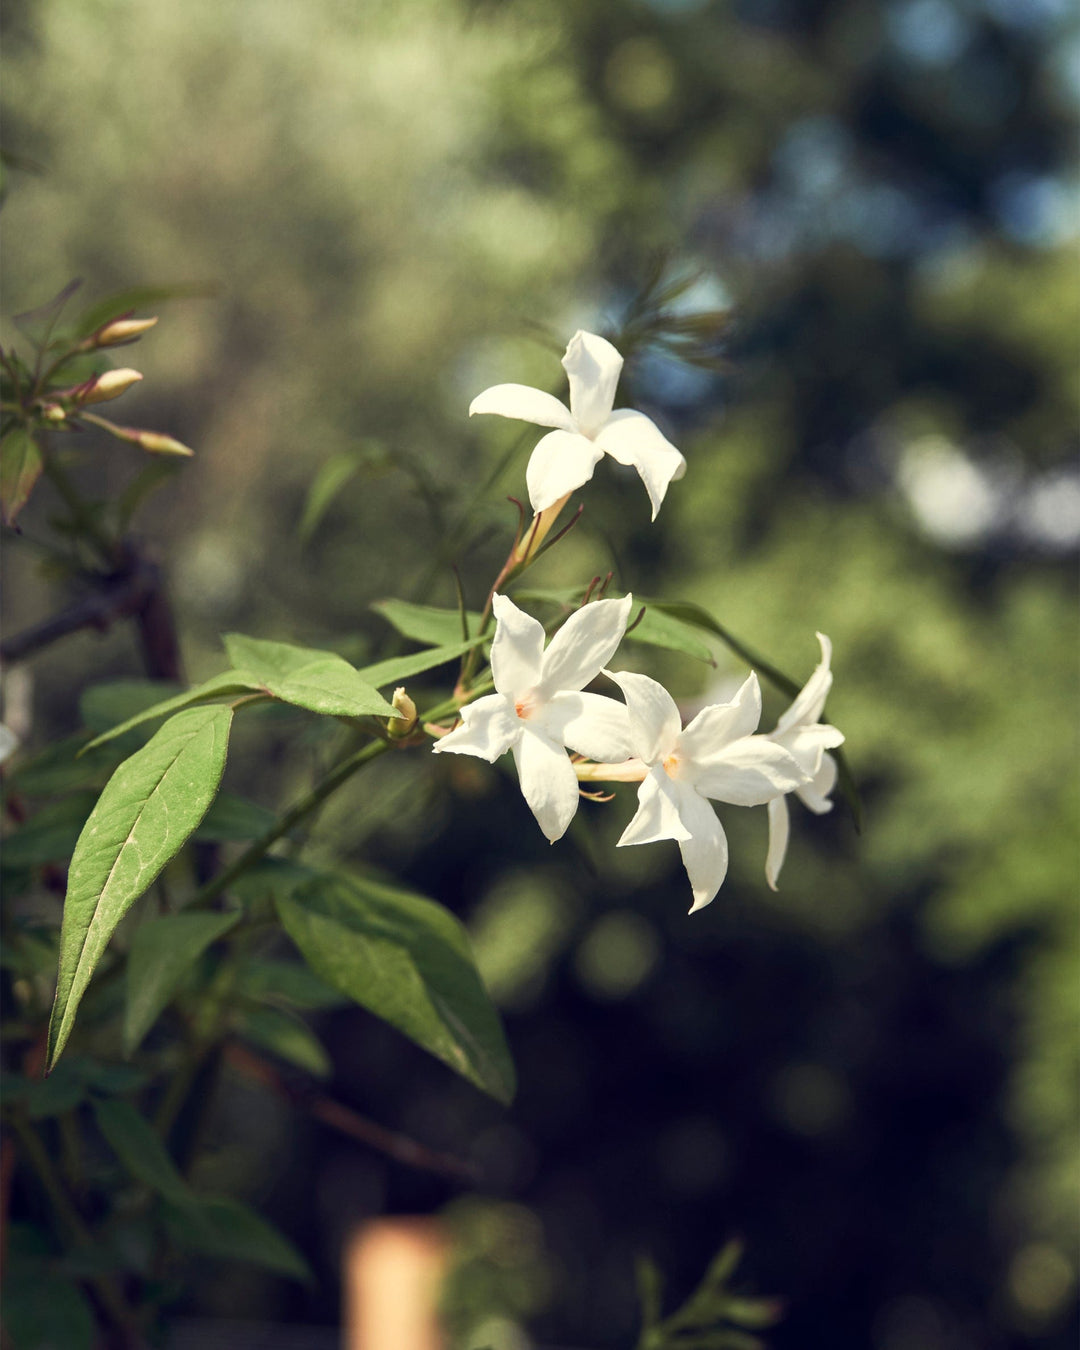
top-left (526, 430), bottom-right (605, 512)
top-left (671, 781), bottom-right (730, 913)
top-left (796, 751), bottom-right (838, 814)
top-left (776, 721), bottom-right (845, 778)
top-left (539, 594), bottom-right (633, 693)
top-left (433, 694), bottom-right (519, 763)
top-left (595, 409), bottom-right (687, 520)
top-left (775, 632), bottom-right (834, 734)
top-left (679, 672), bottom-right (762, 762)
top-left (617, 766), bottom-right (692, 846)
top-left (539, 690), bottom-right (634, 762)
top-left (562, 330), bottom-right (623, 436)
top-left (469, 383), bottom-right (574, 431)
top-left (765, 795), bottom-right (790, 891)
top-left (512, 727), bottom-right (581, 842)
top-left (604, 669), bottom-right (682, 764)
top-left (693, 736), bottom-right (809, 806)
top-left (489, 593), bottom-right (545, 696)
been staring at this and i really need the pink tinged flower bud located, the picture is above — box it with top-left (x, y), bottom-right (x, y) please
top-left (134, 430), bottom-right (194, 456)
top-left (77, 368), bottom-right (143, 405)
top-left (40, 403), bottom-right (67, 422)
top-left (93, 316), bottom-right (159, 347)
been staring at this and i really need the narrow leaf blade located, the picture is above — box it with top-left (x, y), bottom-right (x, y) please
top-left (275, 871), bottom-right (515, 1104)
top-left (92, 1097), bottom-right (191, 1202)
top-left (163, 1196), bottom-right (312, 1282)
top-left (372, 599), bottom-right (482, 647)
top-left (124, 910), bottom-right (240, 1055)
top-left (48, 705), bottom-right (234, 1068)
top-left (82, 672), bottom-right (259, 751)
top-left (1, 427), bottom-right (43, 525)
top-left (356, 637), bottom-right (483, 689)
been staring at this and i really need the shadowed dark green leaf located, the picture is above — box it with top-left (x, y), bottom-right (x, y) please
top-left (1, 427), bottom-right (43, 526)
top-left (124, 910), bottom-right (240, 1055)
top-left (92, 1097), bottom-right (191, 1202)
top-left (73, 282), bottom-right (217, 338)
top-left (235, 957), bottom-right (347, 1010)
top-left (234, 1004), bottom-right (332, 1078)
top-left (0, 1255), bottom-right (95, 1350)
top-left (80, 679), bottom-right (184, 735)
top-left (223, 634), bottom-right (398, 718)
top-left (82, 672), bottom-right (260, 751)
top-left (48, 704), bottom-right (234, 1069)
top-left (298, 449), bottom-right (364, 543)
top-left (194, 792), bottom-right (277, 841)
top-left (0, 793), bottom-right (96, 869)
top-left (276, 870), bottom-right (515, 1104)
top-left (162, 1195), bottom-right (311, 1282)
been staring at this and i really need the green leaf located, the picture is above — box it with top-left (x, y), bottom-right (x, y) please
top-left (298, 449), bottom-right (364, 543)
top-left (275, 870), bottom-right (515, 1104)
top-left (92, 1097), bottom-right (191, 1202)
top-left (162, 1195), bottom-right (311, 1282)
top-left (0, 1256), bottom-right (96, 1350)
top-left (223, 634), bottom-right (398, 718)
top-left (0, 792), bottom-right (96, 869)
top-left (14, 278), bottom-right (83, 347)
top-left (627, 606), bottom-right (715, 665)
top-left (48, 704), bottom-right (234, 1069)
top-left (73, 282), bottom-right (217, 339)
top-left (82, 671), bottom-right (260, 751)
top-left (23, 1061), bottom-right (87, 1120)
top-left (234, 957), bottom-right (348, 1010)
top-left (194, 792), bottom-right (277, 841)
top-left (1, 427), bottom-right (43, 526)
top-left (3, 734), bottom-right (122, 798)
top-left (356, 637), bottom-right (483, 689)
top-left (79, 679), bottom-right (184, 735)
top-left (372, 599), bottom-right (482, 647)
top-left (123, 910), bottom-right (241, 1055)
top-left (234, 1004), bottom-right (332, 1078)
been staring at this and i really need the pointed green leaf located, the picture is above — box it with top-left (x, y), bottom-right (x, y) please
top-left (356, 637), bottom-right (483, 689)
top-left (79, 679), bottom-right (184, 735)
top-left (0, 1257), bottom-right (96, 1350)
top-left (234, 1004), bottom-right (332, 1078)
top-left (235, 957), bottom-right (347, 1010)
top-left (162, 1195), bottom-right (311, 1282)
top-left (223, 634), bottom-right (398, 718)
top-left (372, 599), bottom-right (482, 647)
top-left (73, 282), bottom-right (217, 339)
top-left (124, 910), bottom-right (241, 1055)
top-left (194, 792), bottom-right (277, 842)
top-left (82, 672), bottom-right (260, 751)
top-left (298, 449), bottom-right (364, 543)
top-left (92, 1097), bottom-right (191, 1202)
top-left (1, 427), bottom-right (43, 526)
top-left (48, 705), bottom-right (234, 1068)
top-left (275, 871), bottom-right (515, 1104)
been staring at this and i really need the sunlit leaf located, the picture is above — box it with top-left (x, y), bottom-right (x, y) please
top-left (1, 427), bottom-right (43, 526)
top-left (372, 599), bottom-right (482, 647)
top-left (48, 705), bottom-right (234, 1068)
top-left (356, 637), bottom-right (482, 689)
top-left (124, 910), bottom-right (241, 1055)
top-left (276, 869), bottom-right (515, 1104)
top-left (222, 634), bottom-right (398, 718)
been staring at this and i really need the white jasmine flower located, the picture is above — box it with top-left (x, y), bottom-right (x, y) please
top-left (434, 593), bottom-right (635, 842)
top-left (764, 633), bottom-right (845, 890)
top-left (469, 330), bottom-right (687, 520)
top-left (605, 669), bottom-right (809, 912)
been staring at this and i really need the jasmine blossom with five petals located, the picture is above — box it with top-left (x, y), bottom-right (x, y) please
top-left (603, 669), bottom-right (810, 912)
top-left (469, 330), bottom-right (687, 520)
top-left (434, 593), bottom-right (635, 842)
top-left (764, 633), bottom-right (845, 890)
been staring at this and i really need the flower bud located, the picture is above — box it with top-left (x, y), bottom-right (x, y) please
top-left (134, 430), bottom-right (194, 456)
top-left (388, 687), bottom-right (418, 738)
top-left (93, 316), bottom-right (158, 347)
top-left (512, 493), bottom-right (571, 565)
top-left (40, 403), bottom-right (67, 422)
top-left (77, 368), bottom-right (143, 405)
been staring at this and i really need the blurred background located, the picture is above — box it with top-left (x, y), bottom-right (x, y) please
top-left (2, 0), bottom-right (1077, 1346)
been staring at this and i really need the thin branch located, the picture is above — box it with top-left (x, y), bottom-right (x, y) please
top-left (223, 1043), bottom-right (480, 1184)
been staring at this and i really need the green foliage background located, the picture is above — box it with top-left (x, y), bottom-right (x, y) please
top-left (2, 0), bottom-right (1076, 1344)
